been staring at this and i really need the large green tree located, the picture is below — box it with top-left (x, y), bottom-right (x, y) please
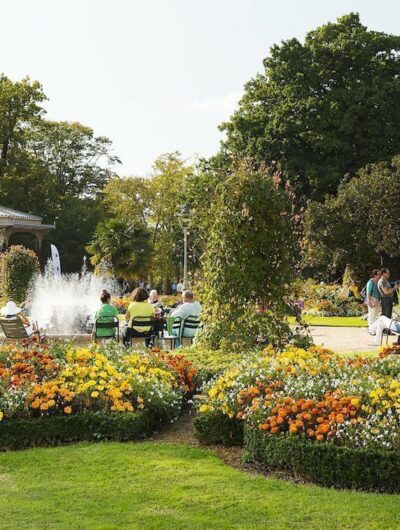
top-left (303, 155), bottom-right (400, 280)
top-left (0, 74), bottom-right (46, 174)
top-left (221, 13), bottom-right (400, 200)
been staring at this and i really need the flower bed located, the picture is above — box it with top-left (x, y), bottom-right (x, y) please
top-left (195, 345), bottom-right (400, 491)
top-left (112, 296), bottom-right (130, 314)
top-left (291, 280), bottom-right (365, 317)
top-left (0, 341), bottom-right (198, 449)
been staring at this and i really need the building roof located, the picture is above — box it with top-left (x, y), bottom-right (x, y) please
top-left (0, 206), bottom-right (42, 222)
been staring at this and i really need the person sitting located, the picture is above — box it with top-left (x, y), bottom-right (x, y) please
top-left (94, 289), bottom-right (119, 339)
top-left (0, 300), bottom-right (38, 337)
top-left (123, 287), bottom-right (155, 346)
top-left (370, 315), bottom-right (400, 345)
top-left (170, 290), bottom-right (201, 340)
top-left (148, 289), bottom-right (164, 312)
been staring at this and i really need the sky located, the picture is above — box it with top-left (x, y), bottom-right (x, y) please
top-left (1, 0), bottom-right (400, 177)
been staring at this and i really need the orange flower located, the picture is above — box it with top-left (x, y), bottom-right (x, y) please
top-left (63, 406), bottom-right (72, 414)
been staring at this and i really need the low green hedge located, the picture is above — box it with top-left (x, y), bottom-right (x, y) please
top-left (0, 410), bottom-right (162, 450)
top-left (244, 427), bottom-right (400, 492)
top-left (178, 347), bottom-right (243, 381)
top-left (194, 411), bottom-right (243, 446)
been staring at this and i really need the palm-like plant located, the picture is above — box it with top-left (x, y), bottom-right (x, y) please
top-left (87, 218), bottom-right (152, 279)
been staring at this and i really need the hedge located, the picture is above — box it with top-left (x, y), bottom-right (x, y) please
top-left (244, 427), bottom-right (400, 493)
top-left (0, 245), bottom-right (40, 304)
top-left (0, 410), bottom-right (164, 450)
top-left (194, 411), bottom-right (243, 446)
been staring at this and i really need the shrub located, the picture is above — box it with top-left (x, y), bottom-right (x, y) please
top-left (244, 428), bottom-right (400, 492)
top-left (0, 245), bottom-right (40, 304)
top-left (291, 279), bottom-right (365, 317)
top-left (0, 410), bottom-right (159, 450)
top-left (160, 295), bottom-right (181, 308)
top-left (178, 346), bottom-right (243, 381)
top-left (194, 411), bottom-right (243, 446)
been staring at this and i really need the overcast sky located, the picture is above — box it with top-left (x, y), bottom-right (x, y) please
top-left (1, 0), bottom-right (399, 176)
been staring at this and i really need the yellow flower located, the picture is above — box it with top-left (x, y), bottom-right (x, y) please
top-left (0, 411), bottom-right (3, 421)
top-left (91, 391), bottom-right (99, 398)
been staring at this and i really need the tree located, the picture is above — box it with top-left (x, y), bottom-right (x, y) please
top-left (27, 120), bottom-right (120, 197)
top-left (200, 165), bottom-right (297, 350)
top-left (303, 155), bottom-right (400, 280)
top-left (45, 196), bottom-right (107, 273)
top-left (86, 218), bottom-right (152, 280)
top-left (0, 74), bottom-right (46, 174)
top-left (102, 152), bottom-right (192, 285)
top-left (220, 13), bottom-right (400, 200)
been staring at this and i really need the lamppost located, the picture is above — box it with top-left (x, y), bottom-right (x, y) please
top-left (180, 204), bottom-right (190, 290)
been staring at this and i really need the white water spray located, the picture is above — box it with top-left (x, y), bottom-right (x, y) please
top-left (28, 259), bottom-right (120, 335)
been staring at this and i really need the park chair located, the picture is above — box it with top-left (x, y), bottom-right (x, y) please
top-left (128, 316), bottom-right (155, 347)
top-left (92, 316), bottom-right (119, 343)
top-left (0, 317), bottom-right (45, 344)
top-left (167, 316), bottom-right (201, 348)
top-left (181, 315), bottom-right (202, 344)
top-left (381, 310), bottom-right (400, 346)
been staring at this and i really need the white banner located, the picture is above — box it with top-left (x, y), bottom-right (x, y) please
top-left (50, 244), bottom-right (61, 277)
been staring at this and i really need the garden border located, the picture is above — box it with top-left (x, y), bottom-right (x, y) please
top-left (244, 427), bottom-right (400, 493)
top-left (0, 410), bottom-right (164, 450)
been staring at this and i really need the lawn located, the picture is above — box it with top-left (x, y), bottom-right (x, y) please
top-left (289, 315), bottom-right (367, 327)
top-left (0, 443), bottom-right (399, 529)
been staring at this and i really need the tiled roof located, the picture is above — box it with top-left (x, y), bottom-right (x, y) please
top-left (0, 206), bottom-right (42, 221)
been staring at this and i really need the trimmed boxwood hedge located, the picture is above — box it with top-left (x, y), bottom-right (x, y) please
top-left (0, 410), bottom-right (163, 450)
top-left (194, 412), bottom-right (243, 446)
top-left (244, 427), bottom-right (400, 492)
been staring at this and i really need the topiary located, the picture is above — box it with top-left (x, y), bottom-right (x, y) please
top-left (199, 164), bottom-right (300, 351)
top-left (0, 245), bottom-right (40, 304)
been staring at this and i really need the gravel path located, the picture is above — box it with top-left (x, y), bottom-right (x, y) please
top-left (309, 326), bottom-right (397, 352)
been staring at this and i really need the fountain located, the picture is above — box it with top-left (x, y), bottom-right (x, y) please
top-left (28, 258), bottom-right (120, 338)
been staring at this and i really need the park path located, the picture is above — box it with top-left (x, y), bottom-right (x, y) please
top-left (309, 325), bottom-right (395, 352)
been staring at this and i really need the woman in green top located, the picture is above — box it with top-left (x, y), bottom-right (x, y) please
top-left (94, 290), bottom-right (119, 338)
top-left (366, 269), bottom-right (381, 332)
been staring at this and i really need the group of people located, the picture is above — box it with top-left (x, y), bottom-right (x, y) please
top-left (95, 287), bottom-right (201, 345)
top-left (121, 279), bottom-right (186, 297)
top-left (366, 268), bottom-right (400, 344)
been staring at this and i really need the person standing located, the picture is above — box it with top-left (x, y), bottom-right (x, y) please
top-left (378, 268), bottom-right (398, 318)
top-left (171, 282), bottom-right (177, 296)
top-left (366, 270), bottom-right (381, 331)
top-left (176, 279), bottom-right (184, 294)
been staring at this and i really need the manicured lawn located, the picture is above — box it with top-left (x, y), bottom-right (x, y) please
top-left (0, 443), bottom-right (399, 529)
top-left (289, 315), bottom-right (367, 327)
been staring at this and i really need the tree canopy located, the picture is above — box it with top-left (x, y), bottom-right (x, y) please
top-left (303, 155), bottom-right (400, 279)
top-left (220, 13), bottom-right (400, 200)
top-left (0, 74), bottom-right (120, 272)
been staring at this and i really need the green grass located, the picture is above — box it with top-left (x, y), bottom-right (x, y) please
top-left (289, 315), bottom-right (367, 327)
top-left (0, 442), bottom-right (399, 529)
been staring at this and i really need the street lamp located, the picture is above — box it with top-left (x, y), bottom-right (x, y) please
top-left (180, 204), bottom-right (190, 290)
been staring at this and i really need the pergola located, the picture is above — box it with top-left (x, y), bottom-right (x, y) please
top-left (0, 206), bottom-right (55, 251)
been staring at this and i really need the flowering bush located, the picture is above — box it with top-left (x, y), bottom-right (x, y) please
top-left (0, 342), bottom-right (197, 425)
top-left (112, 297), bottom-right (131, 314)
top-left (197, 346), bottom-right (400, 451)
top-left (290, 280), bottom-right (365, 317)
